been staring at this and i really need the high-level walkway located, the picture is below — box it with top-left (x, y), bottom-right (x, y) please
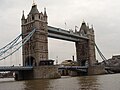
top-left (48, 26), bottom-right (89, 42)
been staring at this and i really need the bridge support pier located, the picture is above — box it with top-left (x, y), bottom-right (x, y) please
top-left (15, 66), bottom-right (61, 80)
top-left (33, 66), bottom-right (61, 79)
top-left (88, 65), bottom-right (106, 75)
top-left (69, 71), bottom-right (78, 76)
top-left (15, 70), bottom-right (34, 80)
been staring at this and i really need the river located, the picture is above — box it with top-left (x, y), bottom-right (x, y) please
top-left (0, 74), bottom-right (120, 90)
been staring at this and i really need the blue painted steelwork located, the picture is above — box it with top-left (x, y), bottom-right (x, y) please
top-left (0, 34), bottom-right (22, 51)
top-left (58, 66), bottom-right (88, 69)
top-left (58, 66), bottom-right (88, 72)
top-left (0, 66), bottom-right (33, 71)
top-left (0, 34), bottom-right (22, 56)
top-left (0, 25), bottom-right (89, 61)
top-left (0, 29), bottom-right (36, 60)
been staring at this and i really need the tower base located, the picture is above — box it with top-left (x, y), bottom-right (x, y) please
top-left (88, 65), bottom-right (106, 75)
top-left (15, 66), bottom-right (61, 80)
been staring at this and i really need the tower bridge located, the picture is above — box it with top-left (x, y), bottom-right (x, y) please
top-left (0, 2), bottom-right (107, 80)
top-left (21, 3), bottom-right (96, 67)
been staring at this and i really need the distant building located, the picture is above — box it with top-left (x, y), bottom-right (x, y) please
top-left (61, 60), bottom-right (78, 66)
top-left (59, 60), bottom-right (78, 76)
top-left (102, 55), bottom-right (120, 66)
top-left (112, 55), bottom-right (120, 60)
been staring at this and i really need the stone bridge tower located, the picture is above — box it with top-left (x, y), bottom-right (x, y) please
top-left (21, 4), bottom-right (48, 67)
top-left (19, 3), bottom-right (60, 80)
top-left (76, 22), bottom-right (96, 66)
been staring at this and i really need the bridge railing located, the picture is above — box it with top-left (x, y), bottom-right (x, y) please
top-left (58, 66), bottom-right (88, 69)
top-left (0, 66), bottom-right (33, 71)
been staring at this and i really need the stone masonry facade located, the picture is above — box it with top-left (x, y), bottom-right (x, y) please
top-left (76, 22), bottom-right (96, 66)
top-left (21, 4), bottom-right (48, 67)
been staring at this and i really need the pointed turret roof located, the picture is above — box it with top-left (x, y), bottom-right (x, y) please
top-left (44, 8), bottom-right (47, 17)
top-left (79, 21), bottom-right (87, 34)
top-left (22, 10), bottom-right (25, 20)
top-left (82, 20), bottom-right (86, 25)
top-left (29, 4), bottom-right (39, 15)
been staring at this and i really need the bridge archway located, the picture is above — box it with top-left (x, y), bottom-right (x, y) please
top-left (25, 56), bottom-right (36, 66)
top-left (81, 60), bottom-right (88, 66)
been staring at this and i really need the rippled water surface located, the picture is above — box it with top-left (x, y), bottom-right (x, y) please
top-left (0, 74), bottom-right (120, 90)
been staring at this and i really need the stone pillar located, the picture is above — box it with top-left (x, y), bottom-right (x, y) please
top-left (33, 66), bottom-right (61, 79)
top-left (21, 4), bottom-right (48, 67)
top-left (87, 28), bottom-right (96, 66)
top-left (88, 65), bottom-right (106, 75)
top-left (76, 22), bottom-right (96, 66)
top-left (75, 39), bottom-right (89, 66)
top-left (69, 71), bottom-right (78, 76)
top-left (18, 3), bottom-right (62, 80)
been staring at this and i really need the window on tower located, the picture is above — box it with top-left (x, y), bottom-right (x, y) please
top-left (32, 15), bottom-right (34, 20)
top-left (39, 15), bottom-right (40, 19)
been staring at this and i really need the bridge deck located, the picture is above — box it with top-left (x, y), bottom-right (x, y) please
top-left (58, 66), bottom-right (88, 69)
top-left (0, 65), bottom-right (88, 71)
top-left (0, 66), bottom-right (33, 71)
top-left (58, 66), bottom-right (88, 72)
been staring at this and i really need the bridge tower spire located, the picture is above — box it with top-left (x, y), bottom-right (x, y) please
top-left (32, 0), bottom-right (36, 6)
top-left (21, 10), bottom-right (25, 25)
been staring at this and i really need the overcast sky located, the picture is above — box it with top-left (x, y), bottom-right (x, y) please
top-left (0, 0), bottom-right (120, 65)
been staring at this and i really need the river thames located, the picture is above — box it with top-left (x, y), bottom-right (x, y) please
top-left (0, 74), bottom-right (120, 90)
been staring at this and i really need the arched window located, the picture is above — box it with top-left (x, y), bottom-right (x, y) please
top-left (32, 15), bottom-right (34, 20)
top-left (25, 56), bottom-right (36, 66)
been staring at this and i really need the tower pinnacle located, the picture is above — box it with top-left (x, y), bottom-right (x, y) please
top-left (29, 1), bottom-right (39, 14)
top-left (32, 0), bottom-right (36, 6)
top-left (22, 10), bottom-right (25, 20)
top-left (44, 8), bottom-right (47, 16)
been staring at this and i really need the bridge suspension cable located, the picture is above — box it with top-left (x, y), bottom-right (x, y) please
top-left (0, 29), bottom-right (36, 60)
top-left (95, 43), bottom-right (107, 64)
top-left (0, 34), bottom-right (22, 56)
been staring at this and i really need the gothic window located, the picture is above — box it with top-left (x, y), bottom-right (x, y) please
top-left (80, 29), bottom-right (85, 36)
top-left (41, 16), bottom-right (43, 20)
top-left (40, 46), bottom-right (44, 50)
top-left (41, 23), bottom-right (43, 27)
top-left (42, 36), bottom-right (44, 40)
top-left (40, 35), bottom-right (44, 40)
top-left (27, 25), bottom-right (29, 30)
top-left (25, 19), bottom-right (27, 23)
top-left (30, 17), bottom-right (31, 21)
top-left (40, 54), bottom-right (44, 59)
top-left (29, 24), bottom-right (31, 28)
top-left (32, 15), bottom-right (34, 20)
top-left (43, 24), bottom-right (44, 28)
top-left (30, 24), bottom-right (32, 28)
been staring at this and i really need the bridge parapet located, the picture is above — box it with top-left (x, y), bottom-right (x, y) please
top-left (58, 66), bottom-right (88, 69)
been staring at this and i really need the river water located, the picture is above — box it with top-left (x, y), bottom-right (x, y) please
top-left (0, 74), bottom-right (120, 90)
